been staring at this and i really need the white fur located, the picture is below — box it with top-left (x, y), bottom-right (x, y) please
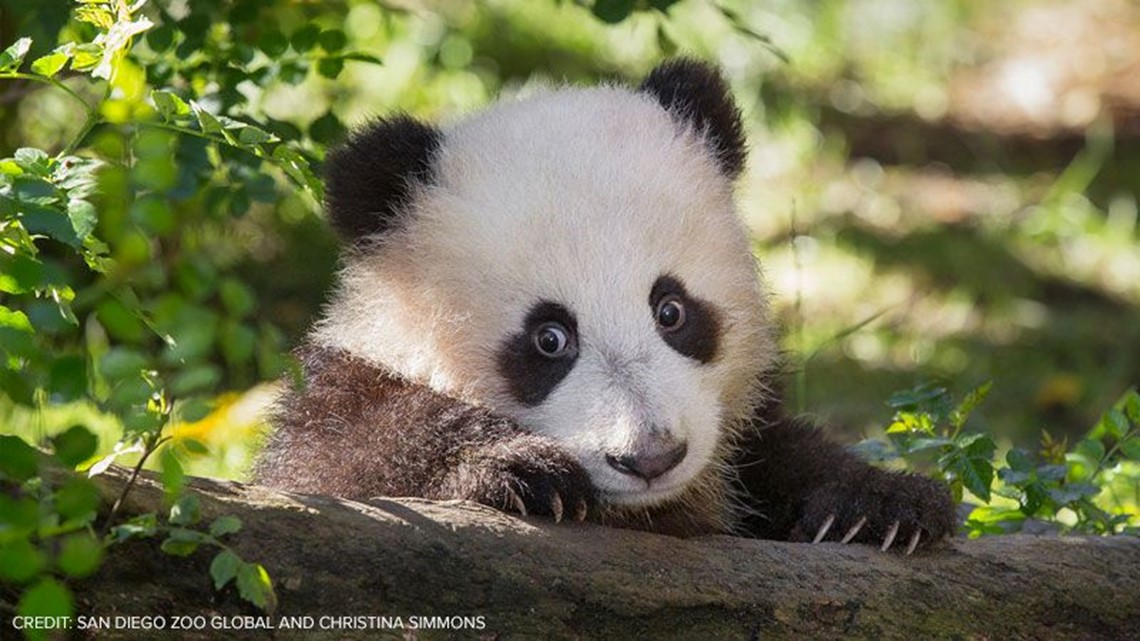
top-left (314, 85), bottom-right (775, 506)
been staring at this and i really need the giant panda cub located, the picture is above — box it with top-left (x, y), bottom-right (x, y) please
top-left (255, 59), bottom-right (956, 551)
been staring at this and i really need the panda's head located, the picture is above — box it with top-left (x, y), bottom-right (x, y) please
top-left (314, 60), bottom-right (774, 509)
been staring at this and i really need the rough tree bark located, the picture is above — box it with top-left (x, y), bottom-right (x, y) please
top-left (66, 467), bottom-right (1140, 640)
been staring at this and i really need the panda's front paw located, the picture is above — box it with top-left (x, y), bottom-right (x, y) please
top-left (457, 435), bottom-right (595, 523)
top-left (791, 471), bottom-right (956, 554)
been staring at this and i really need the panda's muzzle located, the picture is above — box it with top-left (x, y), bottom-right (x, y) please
top-left (605, 439), bottom-right (688, 482)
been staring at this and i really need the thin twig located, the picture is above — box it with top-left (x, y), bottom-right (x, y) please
top-left (99, 434), bottom-right (171, 538)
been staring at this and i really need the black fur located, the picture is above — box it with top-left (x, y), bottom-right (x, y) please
top-left (650, 274), bottom-right (720, 364)
top-left (323, 115), bottom-right (442, 243)
top-left (734, 410), bottom-right (956, 544)
top-left (496, 301), bottom-right (580, 407)
top-left (638, 59), bottom-right (746, 179)
top-left (255, 345), bottom-right (594, 519)
top-left (256, 344), bottom-right (956, 545)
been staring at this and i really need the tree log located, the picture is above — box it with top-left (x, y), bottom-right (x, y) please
top-left (56, 468), bottom-right (1140, 640)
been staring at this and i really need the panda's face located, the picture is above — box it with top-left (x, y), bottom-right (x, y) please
top-left (316, 70), bottom-right (774, 507)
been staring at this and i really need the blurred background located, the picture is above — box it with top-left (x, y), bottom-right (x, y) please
top-left (1, 0), bottom-right (1138, 482)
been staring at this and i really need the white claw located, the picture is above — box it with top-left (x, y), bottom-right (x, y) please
top-left (812, 514), bottom-right (836, 543)
top-left (840, 516), bottom-right (868, 544)
top-left (574, 499), bottom-right (588, 522)
top-left (507, 488), bottom-right (527, 516)
top-left (880, 520), bottom-right (900, 552)
top-left (551, 492), bottom-right (564, 524)
top-left (905, 529), bottom-right (922, 556)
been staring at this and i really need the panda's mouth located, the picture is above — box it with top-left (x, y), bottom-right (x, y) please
top-left (599, 474), bottom-right (695, 506)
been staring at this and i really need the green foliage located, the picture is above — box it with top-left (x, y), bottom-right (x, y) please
top-left (1, 429), bottom-right (101, 636)
top-left (856, 385), bottom-right (1140, 536)
top-left (5, 0), bottom-right (707, 625)
top-left (2, 0), bottom-right (314, 614)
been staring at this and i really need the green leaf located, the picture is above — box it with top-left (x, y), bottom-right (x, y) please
top-left (886, 384), bottom-right (947, 410)
top-left (146, 24), bottom-right (176, 52)
top-left (905, 436), bottom-right (953, 453)
top-left (951, 381), bottom-right (992, 430)
top-left (56, 533), bottom-right (104, 578)
top-left (1123, 390), bottom-right (1140, 424)
top-left (152, 90), bottom-right (191, 121)
top-left (341, 52), bottom-right (382, 65)
top-left (0, 435), bottom-right (40, 481)
top-left (1005, 448), bottom-right (1034, 473)
top-left (160, 528), bottom-right (204, 557)
top-left (236, 124), bottom-right (275, 145)
top-left (89, 12), bottom-right (154, 80)
top-left (0, 496), bottom-right (39, 534)
top-left (236, 562), bottom-right (277, 613)
top-left (99, 348), bottom-right (149, 380)
top-left (317, 57), bottom-right (344, 79)
top-left (1036, 464), bottom-right (1068, 481)
top-left (1074, 438), bottom-right (1105, 463)
top-left (180, 438), bottom-right (209, 455)
top-left (1119, 437), bottom-right (1140, 461)
top-left (96, 298), bottom-right (147, 343)
top-left (210, 549), bottom-right (241, 589)
top-left (220, 322), bottom-right (256, 365)
top-left (1047, 482), bottom-right (1100, 505)
top-left (14, 147), bottom-right (50, 175)
top-left (107, 377), bottom-right (154, 410)
top-left (1021, 481), bottom-right (1048, 516)
top-left (168, 493), bottom-right (200, 526)
top-left (170, 364), bottom-right (221, 396)
top-left (18, 577), bottom-right (73, 628)
top-left (291, 25), bottom-right (321, 52)
top-left (31, 49), bottom-right (71, 78)
top-left (0, 368), bottom-right (36, 405)
top-left (209, 515), bottom-right (242, 538)
top-left (177, 397), bottom-right (214, 422)
top-left (318, 29), bottom-right (347, 52)
top-left (49, 355), bottom-right (88, 401)
top-left (997, 467), bottom-right (1030, 485)
top-left (257, 30), bottom-right (289, 57)
top-left (592, 0), bottom-right (637, 23)
top-left (941, 434), bottom-right (995, 502)
top-left (309, 112), bottom-right (346, 145)
top-left (850, 438), bottom-right (899, 463)
top-left (109, 512), bottom-right (158, 542)
top-left (192, 102), bottom-right (226, 137)
top-left (219, 279), bottom-right (256, 318)
top-left (0, 305), bottom-right (34, 333)
top-left (22, 203), bottom-right (84, 247)
top-left (0, 540), bottom-right (45, 583)
top-left (964, 504), bottom-right (1025, 525)
top-left (54, 477), bottom-right (101, 522)
top-left (51, 425), bottom-right (99, 468)
top-left (1102, 408), bottom-right (1129, 439)
top-left (70, 43), bottom-right (102, 72)
top-left (0, 38), bottom-right (32, 73)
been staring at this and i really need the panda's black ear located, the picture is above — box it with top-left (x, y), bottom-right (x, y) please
top-left (638, 59), bottom-right (745, 180)
top-left (323, 115), bottom-right (443, 243)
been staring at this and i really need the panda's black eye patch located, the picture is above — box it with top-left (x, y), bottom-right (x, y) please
top-left (497, 302), bottom-right (579, 406)
top-left (650, 275), bottom-right (720, 364)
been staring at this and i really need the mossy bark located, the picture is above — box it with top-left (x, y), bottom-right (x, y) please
top-left (64, 468), bottom-right (1140, 640)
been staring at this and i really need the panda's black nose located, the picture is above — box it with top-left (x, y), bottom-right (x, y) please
top-left (606, 442), bottom-right (688, 481)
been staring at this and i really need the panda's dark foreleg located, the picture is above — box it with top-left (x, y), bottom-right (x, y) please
top-left (255, 345), bottom-right (595, 521)
top-left (731, 412), bottom-right (957, 552)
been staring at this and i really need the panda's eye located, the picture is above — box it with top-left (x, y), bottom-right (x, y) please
top-left (655, 296), bottom-right (686, 331)
top-left (533, 322), bottom-right (571, 358)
